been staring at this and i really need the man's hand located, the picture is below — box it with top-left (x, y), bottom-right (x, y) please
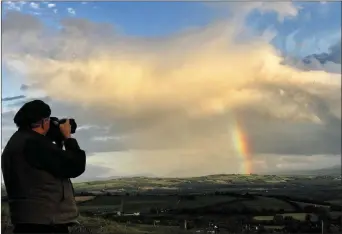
top-left (60, 119), bottom-right (71, 139)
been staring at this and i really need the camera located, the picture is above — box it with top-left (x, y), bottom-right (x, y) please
top-left (46, 117), bottom-right (77, 148)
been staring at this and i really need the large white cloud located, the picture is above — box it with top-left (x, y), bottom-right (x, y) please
top-left (205, 1), bottom-right (300, 22)
top-left (2, 2), bottom-right (341, 177)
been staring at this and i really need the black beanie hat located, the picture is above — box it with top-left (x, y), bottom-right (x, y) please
top-left (13, 100), bottom-right (51, 128)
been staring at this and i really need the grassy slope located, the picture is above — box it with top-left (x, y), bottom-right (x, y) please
top-left (1, 203), bottom-right (188, 234)
top-left (73, 174), bottom-right (299, 191)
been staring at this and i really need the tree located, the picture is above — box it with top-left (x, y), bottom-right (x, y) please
top-left (305, 214), bottom-right (312, 222)
top-left (273, 215), bottom-right (284, 224)
top-left (150, 207), bottom-right (157, 214)
top-left (304, 205), bottom-right (315, 213)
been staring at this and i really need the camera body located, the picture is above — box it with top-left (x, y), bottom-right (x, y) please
top-left (46, 117), bottom-right (77, 148)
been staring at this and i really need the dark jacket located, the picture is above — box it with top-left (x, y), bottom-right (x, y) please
top-left (1, 128), bottom-right (86, 225)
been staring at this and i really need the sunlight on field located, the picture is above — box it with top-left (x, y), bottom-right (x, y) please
top-left (254, 213), bottom-right (308, 221)
top-left (253, 216), bottom-right (274, 221)
top-left (75, 196), bottom-right (96, 202)
top-left (279, 213), bottom-right (308, 221)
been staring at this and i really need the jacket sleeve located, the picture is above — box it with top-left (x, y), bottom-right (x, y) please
top-left (24, 137), bottom-right (86, 179)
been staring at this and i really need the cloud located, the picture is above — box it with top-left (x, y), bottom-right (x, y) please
top-left (326, 39), bottom-right (341, 64)
top-left (29, 2), bottom-right (40, 10)
top-left (71, 164), bottom-right (117, 182)
top-left (205, 1), bottom-right (300, 22)
top-left (47, 3), bottom-right (56, 8)
top-left (253, 154), bottom-right (341, 174)
top-left (304, 40), bottom-right (341, 65)
top-left (285, 39), bottom-right (342, 74)
top-left (20, 84), bottom-right (30, 91)
top-left (85, 151), bottom-right (341, 177)
top-left (2, 6), bottom-right (341, 176)
top-left (2, 95), bottom-right (26, 102)
top-left (67, 8), bottom-right (76, 15)
top-left (2, 11), bottom-right (42, 33)
top-left (3, 1), bottom-right (26, 11)
top-left (92, 136), bottom-right (125, 142)
top-left (237, 2), bottom-right (300, 22)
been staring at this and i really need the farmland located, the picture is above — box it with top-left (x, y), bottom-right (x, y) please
top-left (2, 174), bottom-right (342, 233)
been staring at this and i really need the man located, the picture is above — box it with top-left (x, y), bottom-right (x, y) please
top-left (1, 100), bottom-right (86, 234)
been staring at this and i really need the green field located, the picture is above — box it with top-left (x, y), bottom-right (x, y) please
top-left (254, 213), bottom-right (310, 221)
top-left (78, 195), bottom-right (238, 213)
top-left (253, 216), bottom-right (274, 221)
top-left (72, 174), bottom-right (306, 191)
top-left (2, 173), bottom-right (341, 233)
top-left (75, 216), bottom-right (189, 234)
top-left (187, 195), bottom-right (304, 213)
top-left (238, 197), bottom-right (296, 211)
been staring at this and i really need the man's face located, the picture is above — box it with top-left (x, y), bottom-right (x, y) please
top-left (42, 117), bottom-right (50, 134)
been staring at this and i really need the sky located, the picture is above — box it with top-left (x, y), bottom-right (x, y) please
top-left (1, 1), bottom-right (341, 180)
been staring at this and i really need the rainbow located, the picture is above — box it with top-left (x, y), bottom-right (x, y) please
top-left (232, 118), bottom-right (252, 174)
